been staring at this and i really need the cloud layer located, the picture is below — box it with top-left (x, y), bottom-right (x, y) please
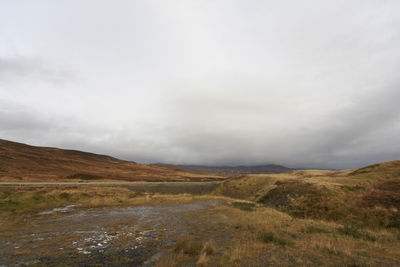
top-left (1, 0), bottom-right (400, 168)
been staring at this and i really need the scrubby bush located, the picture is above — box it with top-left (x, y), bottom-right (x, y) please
top-left (258, 231), bottom-right (292, 246)
top-left (337, 224), bottom-right (376, 241)
top-left (174, 237), bottom-right (203, 256)
top-left (232, 201), bottom-right (256, 211)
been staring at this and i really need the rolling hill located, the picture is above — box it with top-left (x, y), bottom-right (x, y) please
top-left (217, 160), bottom-right (400, 228)
top-left (0, 139), bottom-right (223, 182)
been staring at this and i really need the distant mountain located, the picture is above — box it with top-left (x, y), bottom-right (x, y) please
top-left (155, 163), bottom-right (291, 177)
top-left (0, 139), bottom-right (223, 182)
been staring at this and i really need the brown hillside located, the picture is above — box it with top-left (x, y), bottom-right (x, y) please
top-left (0, 139), bottom-right (223, 182)
top-left (217, 161), bottom-right (400, 228)
top-left (349, 160), bottom-right (400, 178)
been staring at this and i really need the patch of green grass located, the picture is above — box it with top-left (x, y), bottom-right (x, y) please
top-left (322, 232), bottom-right (338, 239)
top-left (386, 219), bottom-right (400, 229)
top-left (32, 192), bottom-right (45, 201)
top-left (337, 224), bottom-right (376, 241)
top-left (258, 231), bottom-right (292, 247)
top-left (59, 192), bottom-right (71, 200)
top-left (0, 191), bottom-right (62, 213)
top-left (65, 173), bottom-right (103, 180)
top-left (247, 225), bottom-right (256, 233)
top-left (80, 193), bottom-right (90, 198)
top-left (232, 201), bottom-right (256, 211)
top-left (356, 251), bottom-right (371, 258)
top-left (337, 224), bottom-right (362, 238)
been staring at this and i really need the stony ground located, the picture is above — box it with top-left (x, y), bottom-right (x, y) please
top-left (0, 199), bottom-right (227, 266)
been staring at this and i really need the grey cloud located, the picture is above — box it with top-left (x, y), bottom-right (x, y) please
top-left (0, 56), bottom-right (77, 85)
top-left (0, 1), bottom-right (399, 169)
top-left (151, 75), bottom-right (400, 168)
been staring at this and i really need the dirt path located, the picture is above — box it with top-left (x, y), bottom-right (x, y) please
top-left (0, 199), bottom-right (227, 266)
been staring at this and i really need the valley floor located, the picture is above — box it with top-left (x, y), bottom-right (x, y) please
top-left (1, 184), bottom-right (400, 266)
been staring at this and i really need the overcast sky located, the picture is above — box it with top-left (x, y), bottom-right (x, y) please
top-left (1, 1), bottom-right (400, 169)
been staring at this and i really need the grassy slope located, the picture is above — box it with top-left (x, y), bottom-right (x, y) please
top-left (0, 139), bottom-right (223, 182)
top-left (216, 160), bottom-right (400, 229)
top-left (161, 204), bottom-right (400, 266)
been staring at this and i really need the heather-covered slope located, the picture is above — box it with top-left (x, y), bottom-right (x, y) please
top-left (0, 139), bottom-right (222, 182)
top-left (217, 160), bottom-right (400, 228)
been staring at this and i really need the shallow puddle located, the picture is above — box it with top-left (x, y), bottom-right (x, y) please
top-left (0, 199), bottom-right (226, 266)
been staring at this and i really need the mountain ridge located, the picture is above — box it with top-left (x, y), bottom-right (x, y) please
top-left (155, 163), bottom-right (291, 177)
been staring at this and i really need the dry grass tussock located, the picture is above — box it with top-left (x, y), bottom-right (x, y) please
top-left (162, 204), bottom-right (400, 266)
top-left (156, 237), bottom-right (218, 267)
